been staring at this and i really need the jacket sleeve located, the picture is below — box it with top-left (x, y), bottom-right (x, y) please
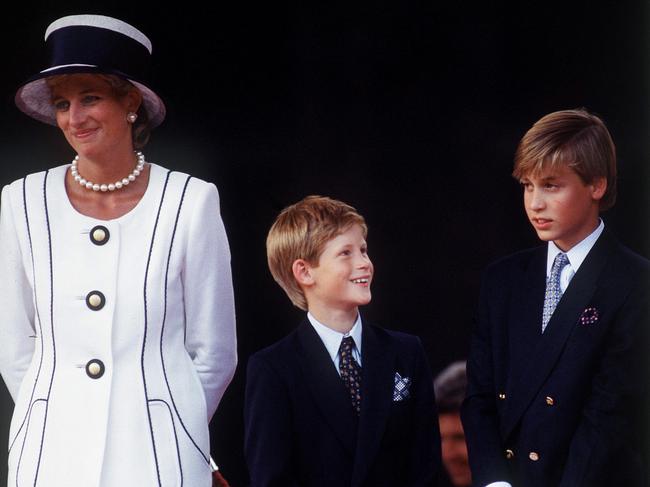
top-left (244, 353), bottom-right (300, 487)
top-left (461, 266), bottom-right (511, 486)
top-left (0, 184), bottom-right (36, 401)
top-left (182, 181), bottom-right (237, 420)
top-left (559, 269), bottom-right (650, 487)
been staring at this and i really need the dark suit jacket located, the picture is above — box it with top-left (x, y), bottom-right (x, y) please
top-left (244, 319), bottom-right (441, 487)
top-left (461, 229), bottom-right (650, 487)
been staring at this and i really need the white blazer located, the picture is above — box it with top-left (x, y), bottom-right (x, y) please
top-left (0, 163), bottom-right (237, 487)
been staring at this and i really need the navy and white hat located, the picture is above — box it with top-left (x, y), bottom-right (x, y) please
top-left (15, 14), bottom-right (166, 127)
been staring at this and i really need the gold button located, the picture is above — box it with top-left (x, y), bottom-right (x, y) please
top-left (529, 451), bottom-right (539, 461)
top-left (85, 359), bottom-right (105, 379)
top-left (89, 225), bottom-right (110, 246)
top-left (498, 393), bottom-right (506, 400)
top-left (545, 396), bottom-right (554, 406)
top-left (92, 228), bottom-right (106, 242)
top-left (505, 449), bottom-right (514, 459)
top-left (85, 290), bottom-right (106, 311)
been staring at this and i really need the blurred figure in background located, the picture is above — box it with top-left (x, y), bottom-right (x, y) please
top-left (434, 361), bottom-right (472, 487)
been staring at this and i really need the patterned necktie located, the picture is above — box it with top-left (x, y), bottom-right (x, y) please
top-left (339, 336), bottom-right (362, 415)
top-left (542, 252), bottom-right (570, 333)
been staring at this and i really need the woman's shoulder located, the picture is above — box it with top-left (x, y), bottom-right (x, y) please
top-left (3, 164), bottom-right (67, 196)
top-left (150, 163), bottom-right (217, 192)
top-left (148, 163), bottom-right (222, 215)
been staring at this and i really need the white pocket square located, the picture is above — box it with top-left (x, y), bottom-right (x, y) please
top-left (393, 372), bottom-right (411, 401)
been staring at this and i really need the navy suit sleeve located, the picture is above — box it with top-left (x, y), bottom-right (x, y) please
top-left (406, 337), bottom-right (442, 486)
top-left (461, 266), bottom-right (511, 485)
top-left (559, 273), bottom-right (649, 487)
top-left (244, 353), bottom-right (300, 487)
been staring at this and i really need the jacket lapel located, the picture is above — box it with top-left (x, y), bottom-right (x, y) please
top-left (502, 231), bottom-right (615, 438)
top-left (351, 324), bottom-right (395, 487)
top-left (296, 321), bottom-right (357, 456)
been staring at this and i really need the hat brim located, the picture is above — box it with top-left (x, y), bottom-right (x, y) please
top-left (15, 65), bottom-right (166, 128)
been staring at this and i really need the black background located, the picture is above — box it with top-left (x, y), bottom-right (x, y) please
top-left (0, 2), bottom-right (648, 486)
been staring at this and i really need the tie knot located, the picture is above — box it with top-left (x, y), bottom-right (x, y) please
top-left (553, 252), bottom-right (569, 272)
top-left (339, 336), bottom-right (355, 357)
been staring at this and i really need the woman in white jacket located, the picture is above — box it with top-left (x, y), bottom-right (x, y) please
top-left (0, 14), bottom-right (237, 487)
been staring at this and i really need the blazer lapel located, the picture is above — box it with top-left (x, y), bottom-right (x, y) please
top-left (502, 231), bottom-right (615, 438)
top-left (351, 324), bottom-right (395, 487)
top-left (296, 321), bottom-right (357, 456)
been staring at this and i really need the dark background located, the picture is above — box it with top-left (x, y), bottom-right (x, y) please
top-left (0, 2), bottom-right (647, 486)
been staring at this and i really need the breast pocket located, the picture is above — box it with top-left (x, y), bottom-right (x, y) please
top-left (149, 400), bottom-right (182, 487)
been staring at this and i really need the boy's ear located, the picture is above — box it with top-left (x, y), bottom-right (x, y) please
top-left (292, 259), bottom-right (314, 287)
top-left (590, 177), bottom-right (607, 201)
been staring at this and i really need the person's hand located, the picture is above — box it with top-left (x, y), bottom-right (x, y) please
top-left (212, 470), bottom-right (231, 487)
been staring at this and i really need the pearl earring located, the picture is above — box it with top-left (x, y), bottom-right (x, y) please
top-left (127, 112), bottom-right (138, 123)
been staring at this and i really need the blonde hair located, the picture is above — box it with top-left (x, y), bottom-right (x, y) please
top-left (266, 195), bottom-right (367, 310)
top-left (513, 108), bottom-right (617, 210)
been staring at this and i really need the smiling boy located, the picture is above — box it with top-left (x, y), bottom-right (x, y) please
top-left (461, 109), bottom-right (649, 487)
top-left (244, 195), bottom-right (441, 487)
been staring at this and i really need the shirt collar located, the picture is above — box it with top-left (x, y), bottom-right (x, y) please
top-left (547, 219), bottom-right (604, 276)
top-left (307, 312), bottom-right (363, 363)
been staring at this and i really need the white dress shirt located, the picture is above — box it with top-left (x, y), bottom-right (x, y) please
top-left (307, 312), bottom-right (362, 373)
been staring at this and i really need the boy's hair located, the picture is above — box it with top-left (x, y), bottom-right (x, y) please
top-left (266, 195), bottom-right (368, 311)
top-left (513, 108), bottom-right (617, 210)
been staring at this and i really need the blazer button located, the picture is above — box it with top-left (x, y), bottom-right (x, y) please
top-left (545, 396), bottom-right (555, 406)
top-left (86, 291), bottom-right (106, 311)
top-left (89, 225), bottom-right (110, 245)
top-left (529, 451), bottom-right (540, 461)
top-left (86, 359), bottom-right (105, 379)
top-left (505, 449), bottom-right (514, 459)
top-left (498, 393), bottom-right (506, 400)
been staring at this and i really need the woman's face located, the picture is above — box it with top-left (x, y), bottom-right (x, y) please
top-left (50, 74), bottom-right (140, 160)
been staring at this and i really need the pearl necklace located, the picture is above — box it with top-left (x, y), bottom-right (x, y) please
top-left (70, 151), bottom-right (146, 192)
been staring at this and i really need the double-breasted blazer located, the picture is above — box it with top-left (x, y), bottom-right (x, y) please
top-left (461, 229), bottom-right (650, 487)
top-left (244, 319), bottom-right (441, 487)
top-left (0, 163), bottom-right (237, 487)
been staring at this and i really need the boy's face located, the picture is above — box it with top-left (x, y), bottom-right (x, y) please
top-left (304, 224), bottom-right (373, 317)
top-left (520, 164), bottom-right (606, 252)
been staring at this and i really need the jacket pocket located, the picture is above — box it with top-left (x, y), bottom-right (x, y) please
top-left (149, 399), bottom-right (182, 487)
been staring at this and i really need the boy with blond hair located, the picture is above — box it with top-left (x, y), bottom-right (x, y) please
top-left (244, 195), bottom-right (441, 487)
top-left (462, 109), bottom-right (650, 487)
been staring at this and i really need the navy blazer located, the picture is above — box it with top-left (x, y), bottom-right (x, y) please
top-left (244, 319), bottom-right (441, 487)
top-left (461, 229), bottom-right (650, 487)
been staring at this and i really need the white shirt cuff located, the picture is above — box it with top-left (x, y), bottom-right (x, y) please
top-left (485, 483), bottom-right (512, 487)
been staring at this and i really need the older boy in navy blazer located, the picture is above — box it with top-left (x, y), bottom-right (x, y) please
top-left (245, 196), bottom-right (441, 487)
top-left (462, 109), bottom-right (650, 487)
